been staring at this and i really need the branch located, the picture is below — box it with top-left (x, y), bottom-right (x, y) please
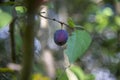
top-left (0, 1), bottom-right (24, 6)
top-left (20, 0), bottom-right (41, 80)
top-left (38, 13), bottom-right (84, 30)
top-left (9, 18), bottom-right (17, 63)
top-left (38, 13), bottom-right (70, 27)
top-left (9, 3), bottom-right (18, 63)
top-left (0, 68), bottom-right (14, 73)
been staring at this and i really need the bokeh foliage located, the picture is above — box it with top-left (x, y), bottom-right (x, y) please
top-left (0, 0), bottom-right (120, 80)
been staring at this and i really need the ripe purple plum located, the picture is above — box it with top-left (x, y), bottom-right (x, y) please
top-left (54, 29), bottom-right (68, 46)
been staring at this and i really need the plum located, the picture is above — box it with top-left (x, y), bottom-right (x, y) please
top-left (54, 29), bottom-right (68, 46)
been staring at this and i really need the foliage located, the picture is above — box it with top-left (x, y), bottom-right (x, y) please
top-left (56, 69), bottom-right (68, 80)
top-left (66, 65), bottom-right (94, 80)
top-left (0, 9), bottom-right (12, 28)
top-left (0, 0), bottom-right (120, 80)
top-left (67, 17), bottom-right (75, 28)
top-left (65, 30), bottom-right (92, 63)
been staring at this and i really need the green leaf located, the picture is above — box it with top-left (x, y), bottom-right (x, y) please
top-left (0, 10), bottom-right (12, 28)
top-left (69, 65), bottom-right (85, 80)
top-left (15, 6), bottom-right (27, 13)
top-left (67, 65), bottom-right (95, 80)
top-left (64, 30), bottom-right (92, 63)
top-left (66, 68), bottom-right (79, 80)
top-left (67, 17), bottom-right (75, 28)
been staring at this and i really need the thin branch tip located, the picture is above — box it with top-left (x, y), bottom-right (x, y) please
top-left (38, 13), bottom-right (84, 30)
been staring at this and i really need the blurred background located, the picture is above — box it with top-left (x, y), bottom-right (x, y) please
top-left (0, 0), bottom-right (120, 80)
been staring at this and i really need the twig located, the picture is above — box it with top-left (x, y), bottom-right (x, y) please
top-left (20, 0), bottom-right (41, 80)
top-left (38, 13), bottom-right (70, 27)
top-left (9, 4), bottom-right (18, 63)
top-left (0, 68), bottom-right (14, 73)
top-left (38, 13), bottom-right (84, 30)
top-left (0, 1), bottom-right (23, 6)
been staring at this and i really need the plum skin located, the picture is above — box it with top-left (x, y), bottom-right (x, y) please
top-left (54, 29), bottom-right (68, 46)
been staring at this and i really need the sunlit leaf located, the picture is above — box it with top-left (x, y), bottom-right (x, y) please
top-left (66, 65), bottom-right (95, 80)
top-left (67, 17), bottom-right (75, 28)
top-left (95, 14), bottom-right (108, 33)
top-left (69, 65), bottom-right (85, 80)
top-left (64, 30), bottom-right (92, 63)
top-left (66, 68), bottom-right (79, 80)
top-left (15, 6), bottom-right (26, 13)
top-left (103, 7), bottom-right (113, 16)
top-left (0, 10), bottom-right (12, 28)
